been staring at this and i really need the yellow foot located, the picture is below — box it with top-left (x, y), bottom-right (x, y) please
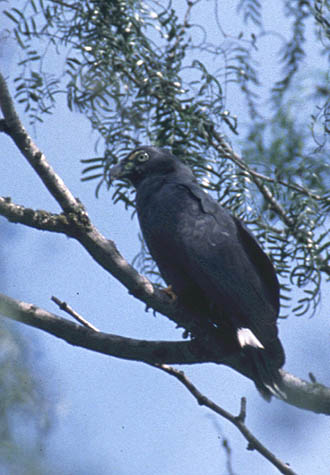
top-left (161, 285), bottom-right (177, 301)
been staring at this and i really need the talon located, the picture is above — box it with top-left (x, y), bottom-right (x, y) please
top-left (161, 285), bottom-right (177, 301)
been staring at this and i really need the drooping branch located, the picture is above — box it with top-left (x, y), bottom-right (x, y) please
top-left (155, 364), bottom-right (298, 475)
top-left (210, 131), bottom-right (294, 227)
top-left (209, 130), bottom-right (330, 278)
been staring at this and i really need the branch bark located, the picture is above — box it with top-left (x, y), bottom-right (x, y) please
top-left (0, 292), bottom-right (200, 364)
top-left (1, 292), bottom-right (330, 415)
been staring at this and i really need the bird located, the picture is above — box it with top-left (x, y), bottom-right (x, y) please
top-left (110, 145), bottom-right (285, 399)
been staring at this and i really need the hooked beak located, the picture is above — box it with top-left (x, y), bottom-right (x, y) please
top-left (109, 161), bottom-right (126, 184)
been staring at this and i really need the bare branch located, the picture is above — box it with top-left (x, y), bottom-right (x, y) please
top-left (1, 181), bottom-right (330, 415)
top-left (2, 185), bottom-right (330, 414)
top-left (279, 371), bottom-right (330, 414)
top-left (51, 296), bottom-right (100, 331)
top-left (0, 289), bottom-right (304, 472)
top-left (1, 292), bottom-right (330, 415)
top-left (0, 196), bottom-right (71, 233)
top-left (0, 292), bottom-right (200, 364)
top-left (153, 364), bottom-right (298, 475)
top-left (0, 196), bottom-right (218, 345)
top-left (237, 396), bottom-right (247, 423)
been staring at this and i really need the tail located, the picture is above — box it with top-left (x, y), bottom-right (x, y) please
top-left (237, 327), bottom-right (285, 400)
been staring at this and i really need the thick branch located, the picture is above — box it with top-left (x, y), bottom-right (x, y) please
top-left (0, 197), bottom-right (217, 340)
top-left (1, 292), bottom-right (330, 415)
top-left (2, 189), bottom-right (330, 415)
top-left (0, 292), bottom-right (201, 364)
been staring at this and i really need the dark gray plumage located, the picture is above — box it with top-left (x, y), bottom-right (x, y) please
top-left (110, 146), bottom-right (285, 398)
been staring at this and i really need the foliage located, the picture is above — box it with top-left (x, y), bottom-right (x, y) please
top-left (3, 0), bottom-right (330, 317)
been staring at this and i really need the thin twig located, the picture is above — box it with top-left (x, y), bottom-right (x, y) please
top-left (152, 364), bottom-right (298, 475)
top-left (51, 296), bottom-right (100, 332)
top-left (210, 131), bottom-right (295, 227)
top-left (237, 396), bottom-right (247, 423)
top-left (209, 131), bottom-right (330, 278)
top-left (50, 0), bottom-right (79, 9)
top-left (210, 133), bottom-right (324, 201)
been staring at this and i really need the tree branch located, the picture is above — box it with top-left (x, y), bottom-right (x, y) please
top-left (209, 130), bottom-right (295, 227)
top-left (209, 130), bottom-right (330, 277)
top-left (0, 292), bottom-right (200, 364)
top-left (51, 295), bottom-right (100, 331)
top-left (154, 364), bottom-right (298, 475)
top-left (0, 196), bottom-right (71, 233)
top-left (1, 292), bottom-right (330, 415)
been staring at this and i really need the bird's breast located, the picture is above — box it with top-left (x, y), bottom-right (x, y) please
top-left (137, 182), bottom-right (202, 238)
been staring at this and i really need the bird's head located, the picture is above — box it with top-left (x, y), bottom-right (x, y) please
top-left (110, 146), bottom-right (191, 188)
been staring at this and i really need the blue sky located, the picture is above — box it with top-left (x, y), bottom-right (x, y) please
top-left (1, 1), bottom-right (330, 474)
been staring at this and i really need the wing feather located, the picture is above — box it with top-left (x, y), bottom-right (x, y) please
top-left (174, 183), bottom-right (280, 343)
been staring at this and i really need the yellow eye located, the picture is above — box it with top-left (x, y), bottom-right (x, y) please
top-left (137, 152), bottom-right (149, 162)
